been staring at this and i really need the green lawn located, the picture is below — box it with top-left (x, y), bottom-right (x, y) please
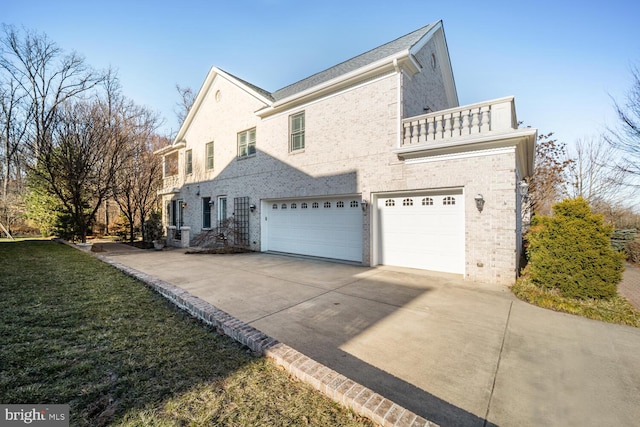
top-left (0, 240), bottom-right (373, 426)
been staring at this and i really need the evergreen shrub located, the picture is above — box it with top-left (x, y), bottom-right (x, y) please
top-left (526, 197), bottom-right (624, 300)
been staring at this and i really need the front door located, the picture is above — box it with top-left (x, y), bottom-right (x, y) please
top-left (170, 199), bottom-right (184, 227)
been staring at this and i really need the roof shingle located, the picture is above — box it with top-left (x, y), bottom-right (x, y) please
top-left (270, 22), bottom-right (438, 101)
top-left (224, 22), bottom-right (439, 103)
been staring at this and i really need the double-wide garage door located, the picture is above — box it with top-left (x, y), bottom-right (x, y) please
top-left (377, 191), bottom-right (465, 274)
top-left (265, 197), bottom-right (363, 262)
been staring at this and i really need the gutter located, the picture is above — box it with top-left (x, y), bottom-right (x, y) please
top-left (256, 50), bottom-right (421, 118)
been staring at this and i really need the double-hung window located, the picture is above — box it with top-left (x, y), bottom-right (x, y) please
top-left (185, 149), bottom-right (193, 175)
top-left (289, 111), bottom-right (305, 152)
top-left (205, 141), bottom-right (214, 170)
top-left (163, 152), bottom-right (178, 177)
top-left (237, 128), bottom-right (256, 158)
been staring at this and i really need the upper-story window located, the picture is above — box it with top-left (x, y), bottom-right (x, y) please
top-left (185, 149), bottom-right (193, 175)
top-left (164, 152), bottom-right (178, 177)
top-left (290, 111), bottom-right (305, 152)
top-left (205, 141), bottom-right (214, 170)
top-left (238, 128), bottom-right (256, 158)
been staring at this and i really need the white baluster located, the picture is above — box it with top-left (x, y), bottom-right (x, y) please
top-left (444, 113), bottom-right (452, 139)
top-left (403, 123), bottom-right (409, 146)
top-left (418, 118), bottom-right (426, 143)
top-left (461, 110), bottom-right (471, 136)
top-left (470, 107), bottom-right (480, 134)
top-left (436, 115), bottom-right (445, 140)
top-left (480, 105), bottom-right (491, 132)
top-left (427, 116), bottom-right (436, 141)
top-left (450, 112), bottom-right (459, 137)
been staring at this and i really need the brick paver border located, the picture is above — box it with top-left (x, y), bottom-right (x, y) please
top-left (72, 244), bottom-right (437, 427)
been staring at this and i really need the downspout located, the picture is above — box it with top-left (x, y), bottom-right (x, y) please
top-left (393, 58), bottom-right (402, 148)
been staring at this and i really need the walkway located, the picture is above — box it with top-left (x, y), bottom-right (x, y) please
top-left (620, 263), bottom-right (640, 311)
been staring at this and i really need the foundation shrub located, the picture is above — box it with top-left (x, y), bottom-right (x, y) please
top-left (526, 198), bottom-right (624, 300)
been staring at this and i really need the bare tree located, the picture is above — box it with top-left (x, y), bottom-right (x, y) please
top-left (526, 132), bottom-right (573, 216)
top-left (0, 25), bottom-right (107, 160)
top-left (0, 25), bottom-right (109, 236)
top-left (135, 134), bottom-right (166, 240)
top-left (607, 66), bottom-right (640, 177)
top-left (566, 136), bottom-right (627, 205)
top-left (0, 78), bottom-right (30, 235)
top-left (30, 90), bottom-right (130, 242)
top-left (175, 84), bottom-right (195, 125)
top-left (111, 100), bottom-right (164, 243)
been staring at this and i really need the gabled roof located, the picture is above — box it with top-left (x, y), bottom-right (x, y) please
top-left (271, 21), bottom-right (439, 101)
top-left (169, 20), bottom-right (456, 145)
top-left (221, 68), bottom-right (275, 102)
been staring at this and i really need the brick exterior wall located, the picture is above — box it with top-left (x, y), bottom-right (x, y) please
top-left (402, 36), bottom-right (453, 117)
top-left (161, 54), bottom-right (526, 285)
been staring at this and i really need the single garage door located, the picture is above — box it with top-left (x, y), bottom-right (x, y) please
top-left (265, 197), bottom-right (363, 262)
top-left (377, 191), bottom-right (464, 274)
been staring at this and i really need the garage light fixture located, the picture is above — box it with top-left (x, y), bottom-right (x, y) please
top-left (361, 200), bottom-right (368, 212)
top-left (474, 194), bottom-right (484, 213)
top-left (519, 180), bottom-right (529, 200)
top-left (250, 204), bottom-right (256, 212)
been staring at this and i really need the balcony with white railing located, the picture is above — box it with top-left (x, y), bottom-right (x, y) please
top-left (397, 96), bottom-right (526, 157)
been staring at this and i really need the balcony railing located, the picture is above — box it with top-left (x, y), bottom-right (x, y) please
top-left (401, 96), bottom-right (517, 147)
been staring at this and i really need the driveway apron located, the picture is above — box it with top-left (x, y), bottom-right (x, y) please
top-left (101, 248), bottom-right (640, 427)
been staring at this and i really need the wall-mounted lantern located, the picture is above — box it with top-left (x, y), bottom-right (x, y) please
top-left (249, 204), bottom-right (256, 212)
top-left (361, 200), bottom-right (368, 212)
top-left (196, 185), bottom-right (200, 196)
top-left (519, 180), bottom-right (529, 199)
top-left (208, 199), bottom-right (214, 206)
top-left (474, 194), bottom-right (485, 213)
top-left (181, 201), bottom-right (187, 209)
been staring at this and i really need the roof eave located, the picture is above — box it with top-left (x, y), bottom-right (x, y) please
top-left (154, 140), bottom-right (186, 156)
top-left (393, 128), bottom-right (537, 176)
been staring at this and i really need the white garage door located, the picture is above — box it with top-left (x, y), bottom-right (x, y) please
top-left (265, 197), bottom-right (363, 262)
top-left (377, 192), bottom-right (465, 274)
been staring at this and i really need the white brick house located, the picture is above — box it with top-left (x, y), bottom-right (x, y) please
top-left (156, 21), bottom-right (536, 285)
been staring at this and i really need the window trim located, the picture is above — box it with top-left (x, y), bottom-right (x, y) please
top-left (202, 197), bottom-right (211, 229)
top-left (289, 111), bottom-right (305, 152)
top-left (185, 149), bottom-right (193, 175)
top-left (163, 152), bottom-right (179, 177)
top-left (217, 196), bottom-right (227, 226)
top-left (205, 141), bottom-right (214, 170)
top-left (237, 128), bottom-right (256, 158)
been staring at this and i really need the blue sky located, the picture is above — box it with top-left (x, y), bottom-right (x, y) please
top-left (2, 0), bottom-right (640, 148)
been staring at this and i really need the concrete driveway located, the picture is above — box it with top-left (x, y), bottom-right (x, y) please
top-left (99, 246), bottom-right (640, 426)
